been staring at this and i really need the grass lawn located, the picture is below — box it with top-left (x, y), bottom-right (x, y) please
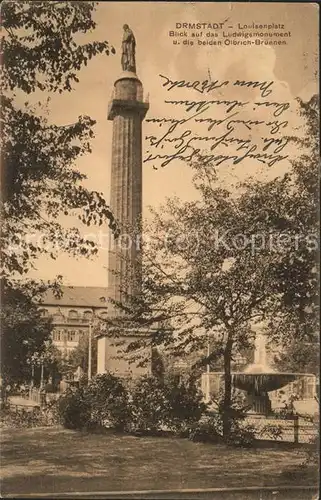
top-left (0, 426), bottom-right (318, 496)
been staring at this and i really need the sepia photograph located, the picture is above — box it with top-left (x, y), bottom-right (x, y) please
top-left (0, 2), bottom-right (319, 499)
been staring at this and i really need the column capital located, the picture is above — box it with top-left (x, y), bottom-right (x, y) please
top-left (108, 99), bottom-right (149, 120)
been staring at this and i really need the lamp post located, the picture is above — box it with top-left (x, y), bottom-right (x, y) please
top-left (88, 319), bottom-right (92, 382)
top-left (40, 361), bottom-right (44, 389)
top-left (204, 331), bottom-right (211, 403)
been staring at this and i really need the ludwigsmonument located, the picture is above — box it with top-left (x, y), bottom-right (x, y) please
top-left (97, 25), bottom-right (150, 377)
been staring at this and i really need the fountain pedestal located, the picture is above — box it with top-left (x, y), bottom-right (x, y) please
top-left (201, 334), bottom-right (315, 415)
top-left (245, 392), bottom-right (272, 414)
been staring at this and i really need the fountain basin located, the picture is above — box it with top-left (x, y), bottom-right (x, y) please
top-left (232, 372), bottom-right (298, 395)
top-left (201, 371), bottom-right (316, 414)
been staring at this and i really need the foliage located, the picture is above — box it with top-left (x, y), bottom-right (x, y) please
top-left (1, 1), bottom-right (118, 281)
top-left (190, 391), bottom-right (283, 446)
top-left (129, 375), bottom-right (170, 434)
top-left (44, 345), bottom-right (75, 382)
top-left (151, 348), bottom-right (165, 381)
top-left (128, 375), bottom-right (206, 435)
top-left (0, 401), bottom-right (60, 429)
top-left (0, 279), bottom-right (53, 384)
top-left (163, 374), bottom-right (206, 432)
top-left (86, 373), bottom-right (130, 431)
top-left (273, 340), bottom-right (319, 375)
top-left (68, 332), bottom-right (98, 377)
top-left (243, 95), bottom-right (319, 343)
top-left (257, 423), bottom-right (283, 441)
top-left (1, 1), bottom-right (118, 385)
top-left (57, 372), bottom-right (206, 435)
top-left (107, 95), bottom-right (319, 439)
top-left (302, 428), bottom-right (319, 467)
top-left (188, 413), bottom-right (257, 448)
top-left (58, 373), bottom-right (130, 431)
top-left (57, 387), bottom-right (91, 430)
top-left (109, 175), bottom-right (278, 437)
top-left (188, 415), bottom-right (222, 443)
top-left (2, 1), bottom-right (115, 95)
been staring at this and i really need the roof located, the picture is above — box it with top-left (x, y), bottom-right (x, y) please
top-left (39, 286), bottom-right (110, 308)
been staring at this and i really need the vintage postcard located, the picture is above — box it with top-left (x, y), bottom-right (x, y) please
top-left (0, 1), bottom-right (319, 499)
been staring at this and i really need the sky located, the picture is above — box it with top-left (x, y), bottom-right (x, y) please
top-left (23, 1), bottom-right (319, 287)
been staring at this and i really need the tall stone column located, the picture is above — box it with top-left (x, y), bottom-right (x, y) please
top-left (108, 74), bottom-right (149, 309)
top-left (97, 25), bottom-right (150, 378)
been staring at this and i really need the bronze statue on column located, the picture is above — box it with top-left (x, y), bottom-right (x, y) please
top-left (121, 24), bottom-right (136, 73)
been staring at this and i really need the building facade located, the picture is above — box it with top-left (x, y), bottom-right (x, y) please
top-left (40, 286), bottom-right (109, 356)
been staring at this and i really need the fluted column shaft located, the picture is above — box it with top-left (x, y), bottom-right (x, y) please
top-left (108, 75), bottom-right (149, 311)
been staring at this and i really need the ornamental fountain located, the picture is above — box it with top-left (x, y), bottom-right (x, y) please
top-left (202, 333), bottom-right (316, 415)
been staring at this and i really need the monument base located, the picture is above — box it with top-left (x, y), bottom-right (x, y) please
top-left (97, 327), bottom-right (151, 379)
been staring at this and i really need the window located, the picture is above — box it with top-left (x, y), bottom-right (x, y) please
top-left (83, 310), bottom-right (93, 322)
top-left (67, 330), bottom-right (78, 342)
top-left (53, 330), bottom-right (62, 342)
top-left (68, 310), bottom-right (79, 321)
top-left (99, 311), bottom-right (108, 320)
top-left (53, 313), bottom-right (64, 324)
top-left (39, 309), bottom-right (49, 318)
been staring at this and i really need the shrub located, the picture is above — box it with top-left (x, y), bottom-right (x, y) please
top-left (300, 412), bottom-right (319, 467)
top-left (188, 412), bottom-right (256, 447)
top-left (164, 375), bottom-right (206, 433)
top-left (226, 419), bottom-right (256, 447)
top-left (192, 390), bottom-right (259, 447)
top-left (188, 415), bottom-right (222, 443)
top-left (0, 403), bottom-right (60, 429)
top-left (58, 387), bottom-right (91, 430)
top-left (257, 423), bottom-right (283, 441)
top-left (128, 374), bottom-right (206, 435)
top-left (129, 375), bottom-right (169, 434)
top-left (86, 373), bottom-right (130, 431)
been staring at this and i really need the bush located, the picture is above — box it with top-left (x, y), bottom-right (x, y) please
top-left (190, 390), bottom-right (259, 447)
top-left (188, 415), bottom-right (222, 443)
top-left (164, 375), bottom-right (206, 433)
top-left (226, 419), bottom-right (256, 447)
top-left (257, 423), bottom-right (283, 441)
top-left (57, 373), bottom-right (206, 436)
top-left (128, 375), bottom-right (206, 435)
top-left (301, 412), bottom-right (319, 467)
top-left (0, 403), bottom-right (60, 429)
top-left (86, 373), bottom-right (130, 431)
top-left (187, 412), bottom-right (256, 447)
top-left (58, 387), bottom-right (91, 430)
top-left (129, 376), bottom-right (169, 434)
top-left (57, 373), bottom-right (130, 432)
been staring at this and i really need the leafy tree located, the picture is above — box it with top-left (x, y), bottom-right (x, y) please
top-left (236, 95), bottom-right (319, 345)
top-left (1, 1), bottom-right (118, 282)
top-left (0, 2), bottom-right (118, 382)
top-left (273, 340), bottom-right (319, 375)
top-left (0, 280), bottom-right (53, 384)
top-left (37, 343), bottom-right (75, 386)
top-left (105, 96), bottom-right (319, 439)
top-left (106, 185), bottom-right (278, 437)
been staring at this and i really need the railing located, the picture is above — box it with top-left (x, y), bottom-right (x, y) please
top-left (205, 410), bottom-right (317, 444)
top-left (52, 318), bottom-right (92, 325)
top-left (245, 413), bottom-right (317, 444)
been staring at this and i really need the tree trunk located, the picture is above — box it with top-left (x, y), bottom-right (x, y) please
top-left (222, 333), bottom-right (233, 439)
